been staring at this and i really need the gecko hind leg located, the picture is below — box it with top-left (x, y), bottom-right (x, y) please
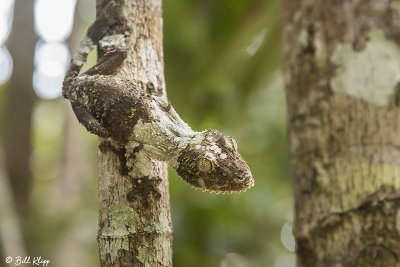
top-left (84, 46), bottom-right (128, 76)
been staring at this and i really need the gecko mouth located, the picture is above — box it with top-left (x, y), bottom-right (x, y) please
top-left (208, 180), bottom-right (255, 194)
top-left (182, 175), bottom-right (255, 194)
top-left (202, 181), bottom-right (254, 194)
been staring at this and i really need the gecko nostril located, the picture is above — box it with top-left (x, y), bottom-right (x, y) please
top-left (237, 174), bottom-right (246, 180)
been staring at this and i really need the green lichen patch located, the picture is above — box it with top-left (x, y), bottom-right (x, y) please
top-left (137, 246), bottom-right (154, 266)
top-left (331, 30), bottom-right (400, 106)
top-left (102, 204), bottom-right (140, 237)
top-left (129, 107), bottom-right (136, 119)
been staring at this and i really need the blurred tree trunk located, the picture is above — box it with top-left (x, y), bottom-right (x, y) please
top-left (3, 0), bottom-right (36, 218)
top-left (54, 4), bottom-right (95, 265)
top-left (282, 1), bottom-right (400, 266)
top-left (95, 0), bottom-right (173, 266)
top-left (0, 143), bottom-right (26, 261)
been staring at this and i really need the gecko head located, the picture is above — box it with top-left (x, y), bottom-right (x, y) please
top-left (176, 129), bottom-right (254, 194)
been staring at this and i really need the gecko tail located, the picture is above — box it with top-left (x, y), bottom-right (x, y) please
top-left (62, 0), bottom-right (121, 99)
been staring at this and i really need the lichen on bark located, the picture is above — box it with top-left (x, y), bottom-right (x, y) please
top-left (331, 30), bottom-right (400, 106)
top-left (283, 0), bottom-right (400, 266)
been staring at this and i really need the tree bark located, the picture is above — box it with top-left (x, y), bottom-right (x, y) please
top-left (95, 0), bottom-right (173, 266)
top-left (282, 1), bottom-right (400, 266)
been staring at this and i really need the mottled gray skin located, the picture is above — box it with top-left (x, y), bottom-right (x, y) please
top-left (62, 2), bottom-right (254, 193)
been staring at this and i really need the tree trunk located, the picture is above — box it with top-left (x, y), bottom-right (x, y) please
top-left (3, 0), bottom-right (36, 219)
top-left (0, 144), bottom-right (26, 262)
top-left (95, 0), bottom-right (172, 266)
top-left (282, 1), bottom-right (400, 266)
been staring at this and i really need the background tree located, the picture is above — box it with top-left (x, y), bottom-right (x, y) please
top-left (3, 0), bottom-right (36, 219)
top-left (282, 0), bottom-right (400, 265)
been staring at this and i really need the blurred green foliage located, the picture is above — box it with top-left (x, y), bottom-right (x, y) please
top-left (163, 0), bottom-right (292, 266)
top-left (0, 0), bottom-right (293, 266)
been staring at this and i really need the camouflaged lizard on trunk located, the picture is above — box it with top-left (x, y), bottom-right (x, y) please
top-left (62, 1), bottom-right (254, 194)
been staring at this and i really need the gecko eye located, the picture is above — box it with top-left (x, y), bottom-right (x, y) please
top-left (196, 158), bottom-right (212, 172)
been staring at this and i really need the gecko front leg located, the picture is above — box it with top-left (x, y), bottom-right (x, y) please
top-left (65, 46), bottom-right (128, 137)
top-left (71, 103), bottom-right (110, 137)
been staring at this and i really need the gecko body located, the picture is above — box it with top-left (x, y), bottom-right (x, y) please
top-left (62, 2), bottom-right (254, 193)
